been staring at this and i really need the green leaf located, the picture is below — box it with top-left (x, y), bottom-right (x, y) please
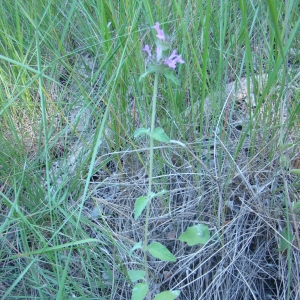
top-left (290, 169), bottom-right (300, 176)
top-left (153, 290), bottom-right (181, 300)
top-left (151, 127), bottom-right (170, 143)
top-left (279, 227), bottom-right (294, 252)
top-left (139, 66), bottom-right (158, 82)
top-left (134, 128), bottom-right (150, 138)
top-left (128, 270), bottom-right (146, 282)
top-left (134, 192), bottom-right (158, 220)
top-left (129, 241), bottom-right (143, 257)
top-left (131, 283), bottom-right (148, 300)
top-left (147, 242), bottom-right (176, 262)
top-left (163, 72), bottom-right (179, 85)
top-left (134, 196), bottom-right (149, 220)
top-left (179, 224), bottom-right (210, 246)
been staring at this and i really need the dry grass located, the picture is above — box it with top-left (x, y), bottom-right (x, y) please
top-left (80, 118), bottom-right (300, 299)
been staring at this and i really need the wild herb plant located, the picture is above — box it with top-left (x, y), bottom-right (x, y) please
top-left (130, 22), bottom-right (210, 300)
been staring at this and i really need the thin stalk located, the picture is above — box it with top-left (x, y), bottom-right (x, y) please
top-left (144, 71), bottom-right (159, 294)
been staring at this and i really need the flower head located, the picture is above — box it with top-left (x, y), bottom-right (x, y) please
top-left (153, 22), bottom-right (165, 41)
top-left (142, 22), bottom-right (185, 71)
top-left (164, 50), bottom-right (185, 69)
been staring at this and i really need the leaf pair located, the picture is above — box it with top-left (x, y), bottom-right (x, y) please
top-left (130, 242), bottom-right (178, 300)
top-left (139, 66), bottom-right (180, 85)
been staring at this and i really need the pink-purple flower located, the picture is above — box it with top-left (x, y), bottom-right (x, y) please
top-left (153, 22), bottom-right (165, 41)
top-left (142, 22), bottom-right (185, 70)
top-left (164, 50), bottom-right (185, 69)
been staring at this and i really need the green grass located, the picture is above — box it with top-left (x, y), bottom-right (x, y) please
top-left (0, 0), bottom-right (300, 299)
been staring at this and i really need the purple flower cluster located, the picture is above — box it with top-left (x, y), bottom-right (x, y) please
top-left (142, 22), bottom-right (185, 70)
top-left (164, 50), bottom-right (185, 69)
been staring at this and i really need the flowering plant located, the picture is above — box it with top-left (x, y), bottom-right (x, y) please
top-left (131, 22), bottom-right (186, 300)
top-left (140, 22), bottom-right (185, 84)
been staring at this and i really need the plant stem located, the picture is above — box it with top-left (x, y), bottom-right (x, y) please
top-left (144, 71), bottom-right (159, 295)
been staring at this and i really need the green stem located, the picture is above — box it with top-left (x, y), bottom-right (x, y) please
top-left (144, 71), bottom-right (159, 293)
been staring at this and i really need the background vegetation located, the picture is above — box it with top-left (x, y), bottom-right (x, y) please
top-left (0, 0), bottom-right (299, 299)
